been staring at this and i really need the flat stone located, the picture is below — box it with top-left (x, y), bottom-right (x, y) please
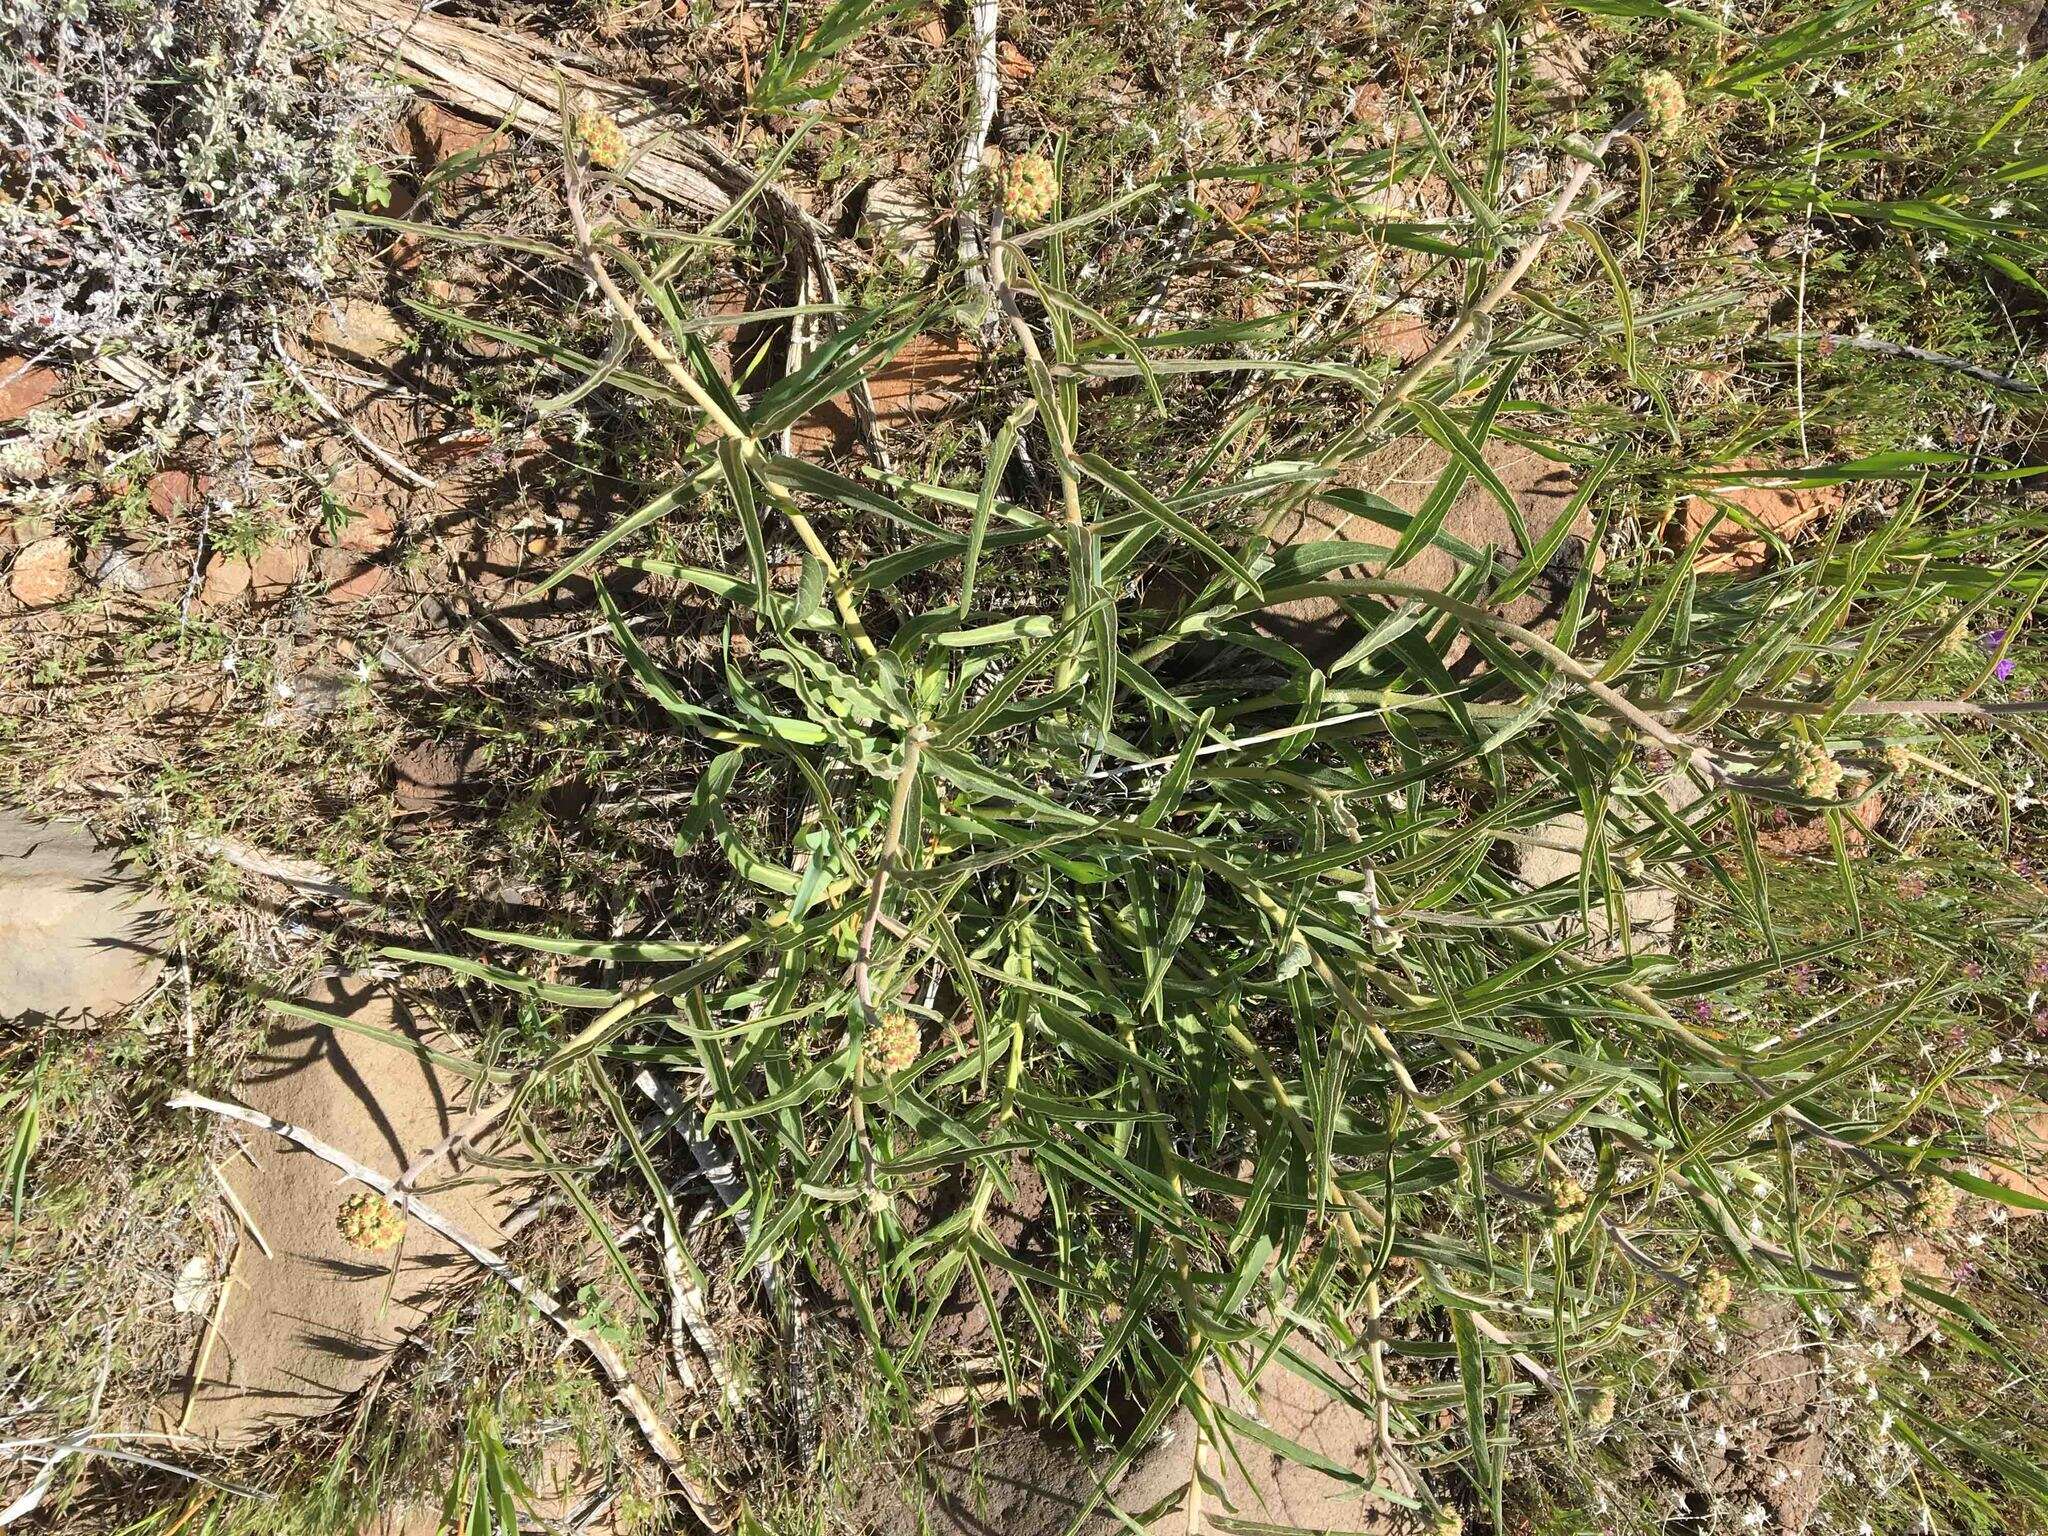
top-left (1514, 767), bottom-right (1704, 955)
top-left (319, 548), bottom-right (391, 604)
top-left (1261, 441), bottom-right (1597, 663)
top-left (305, 299), bottom-right (411, 368)
top-left (92, 547), bottom-right (187, 598)
top-left (401, 100), bottom-right (505, 170)
top-left (0, 355), bottom-right (60, 421)
top-left (1677, 462), bottom-right (1847, 575)
top-left (912, 1339), bottom-right (1402, 1534)
top-left (788, 332), bottom-right (980, 458)
top-left (147, 469), bottom-right (211, 517)
top-left (1360, 309), bottom-right (1433, 364)
top-left (200, 552), bottom-right (252, 608)
top-left (319, 462), bottom-right (401, 552)
top-left (864, 178), bottom-right (941, 271)
top-left (250, 540), bottom-right (311, 602)
top-left (0, 812), bottom-right (168, 1024)
top-left (170, 978), bottom-right (525, 1445)
top-left (9, 536), bottom-right (73, 607)
top-left (1754, 791), bottom-right (1883, 857)
top-left (1200, 1341), bottom-right (1406, 1532)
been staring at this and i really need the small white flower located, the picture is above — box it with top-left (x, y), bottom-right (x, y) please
top-left (1989, 201), bottom-right (2013, 219)
top-left (1926, 240), bottom-right (1948, 261)
top-left (1966, 1230), bottom-right (1986, 1248)
top-left (220, 651), bottom-right (239, 676)
top-left (273, 679), bottom-right (294, 701)
top-left (1988, 1046), bottom-right (2004, 1065)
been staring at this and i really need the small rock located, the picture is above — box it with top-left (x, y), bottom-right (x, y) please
top-left (91, 548), bottom-right (149, 593)
top-left (1755, 792), bottom-right (1883, 857)
top-left (250, 540), bottom-right (311, 601)
top-left (1515, 769), bottom-right (1703, 956)
top-left (318, 548), bottom-right (391, 605)
top-left (319, 465), bottom-right (401, 552)
top-left (305, 299), bottom-right (410, 368)
top-left (9, 536), bottom-right (73, 607)
top-left (864, 178), bottom-right (940, 271)
top-left (0, 811), bottom-right (168, 1023)
top-left (392, 737), bottom-right (483, 812)
top-left (201, 552), bottom-right (253, 608)
top-left (1527, 17), bottom-right (1591, 100)
top-left (92, 546), bottom-right (188, 600)
top-left (6, 513), bottom-right (54, 545)
top-left (401, 101), bottom-right (504, 170)
top-left (1361, 308), bottom-right (1433, 364)
top-left (270, 667), bottom-right (354, 721)
top-left (913, 1340), bottom-right (1406, 1535)
top-left (147, 468), bottom-right (210, 517)
top-left (788, 332), bottom-right (980, 458)
top-left (0, 355), bottom-right (60, 422)
top-left (1677, 463), bottom-right (1848, 574)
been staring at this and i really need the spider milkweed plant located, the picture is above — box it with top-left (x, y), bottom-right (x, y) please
top-left (354, 68), bottom-right (2048, 1535)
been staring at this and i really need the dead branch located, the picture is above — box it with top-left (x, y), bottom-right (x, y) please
top-left (953, 0), bottom-right (1001, 287)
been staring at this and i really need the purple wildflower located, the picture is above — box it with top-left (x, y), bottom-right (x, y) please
top-left (1981, 627), bottom-right (2019, 681)
top-left (1690, 998), bottom-right (1716, 1025)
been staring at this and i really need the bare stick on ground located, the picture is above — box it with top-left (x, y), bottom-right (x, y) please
top-left (953, 0), bottom-right (1001, 295)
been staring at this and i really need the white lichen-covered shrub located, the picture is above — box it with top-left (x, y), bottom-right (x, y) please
top-left (0, 0), bottom-right (396, 490)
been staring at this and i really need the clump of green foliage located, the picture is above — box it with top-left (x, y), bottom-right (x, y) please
top-left (10, 1), bottom-right (2039, 1533)
top-left (361, 1), bottom-right (2048, 1530)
